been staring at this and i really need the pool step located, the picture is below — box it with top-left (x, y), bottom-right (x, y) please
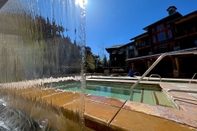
top-left (142, 90), bottom-right (156, 105)
top-left (132, 90), bottom-right (141, 102)
top-left (139, 90), bottom-right (176, 109)
top-left (153, 91), bottom-right (177, 109)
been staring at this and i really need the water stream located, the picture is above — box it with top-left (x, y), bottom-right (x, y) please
top-left (0, 0), bottom-right (86, 130)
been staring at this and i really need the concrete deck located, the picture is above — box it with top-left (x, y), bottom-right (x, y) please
top-left (160, 83), bottom-right (197, 116)
top-left (86, 77), bottom-right (197, 130)
top-left (1, 78), bottom-right (197, 130)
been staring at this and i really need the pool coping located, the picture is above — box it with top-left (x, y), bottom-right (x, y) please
top-left (1, 77), bottom-right (197, 130)
top-left (84, 94), bottom-right (197, 130)
top-left (85, 76), bottom-right (197, 130)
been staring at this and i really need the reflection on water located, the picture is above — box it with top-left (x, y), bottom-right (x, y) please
top-left (0, 0), bottom-right (85, 130)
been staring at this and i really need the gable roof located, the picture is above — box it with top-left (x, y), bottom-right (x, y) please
top-left (106, 44), bottom-right (126, 50)
top-left (174, 10), bottom-right (197, 24)
top-left (130, 32), bottom-right (148, 41)
top-left (143, 12), bottom-right (182, 31)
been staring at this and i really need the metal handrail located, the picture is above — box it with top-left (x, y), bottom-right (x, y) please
top-left (147, 74), bottom-right (162, 82)
top-left (189, 73), bottom-right (197, 84)
top-left (130, 51), bottom-right (197, 101)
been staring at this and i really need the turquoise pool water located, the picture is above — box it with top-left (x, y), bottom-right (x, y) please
top-left (61, 86), bottom-right (131, 100)
top-left (52, 81), bottom-right (177, 109)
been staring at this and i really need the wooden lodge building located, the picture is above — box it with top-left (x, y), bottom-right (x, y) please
top-left (106, 6), bottom-right (197, 78)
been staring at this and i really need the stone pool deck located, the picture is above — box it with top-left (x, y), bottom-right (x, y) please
top-left (1, 78), bottom-right (197, 131)
top-left (160, 82), bottom-right (197, 117)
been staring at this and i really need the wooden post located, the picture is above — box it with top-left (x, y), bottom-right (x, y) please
top-left (173, 57), bottom-right (180, 77)
top-left (147, 60), bottom-right (152, 68)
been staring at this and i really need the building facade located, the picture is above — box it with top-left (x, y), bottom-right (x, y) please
top-left (106, 6), bottom-right (197, 78)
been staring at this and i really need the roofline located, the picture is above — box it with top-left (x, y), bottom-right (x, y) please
top-left (143, 12), bottom-right (182, 30)
top-left (105, 42), bottom-right (136, 50)
top-left (180, 10), bottom-right (197, 19)
top-left (130, 32), bottom-right (148, 40)
top-left (105, 44), bottom-right (127, 50)
top-left (168, 10), bottom-right (197, 24)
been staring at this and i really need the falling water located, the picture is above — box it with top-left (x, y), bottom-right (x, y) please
top-left (0, 0), bottom-right (86, 130)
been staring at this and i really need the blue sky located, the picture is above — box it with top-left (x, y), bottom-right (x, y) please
top-left (85, 0), bottom-right (197, 58)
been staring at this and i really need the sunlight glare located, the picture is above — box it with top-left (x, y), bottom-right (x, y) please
top-left (75, 0), bottom-right (87, 8)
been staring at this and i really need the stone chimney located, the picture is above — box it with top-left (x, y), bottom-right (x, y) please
top-left (167, 6), bottom-right (177, 15)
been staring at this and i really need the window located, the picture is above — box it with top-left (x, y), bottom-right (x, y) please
top-left (129, 45), bottom-right (134, 50)
top-left (112, 50), bottom-right (116, 54)
top-left (142, 41), bottom-right (146, 46)
top-left (157, 24), bottom-right (164, 31)
top-left (119, 47), bottom-right (125, 52)
top-left (194, 40), bottom-right (197, 46)
top-left (187, 27), bottom-right (195, 33)
top-left (158, 32), bottom-right (166, 41)
top-left (152, 27), bottom-right (155, 33)
top-left (136, 40), bottom-right (141, 47)
top-left (168, 30), bottom-right (172, 38)
top-left (128, 45), bottom-right (135, 58)
top-left (153, 36), bottom-right (156, 43)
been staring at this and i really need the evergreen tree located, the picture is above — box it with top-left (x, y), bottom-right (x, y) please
top-left (86, 54), bottom-right (95, 71)
top-left (102, 55), bottom-right (108, 67)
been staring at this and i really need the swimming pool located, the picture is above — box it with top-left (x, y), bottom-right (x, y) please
top-left (51, 81), bottom-right (177, 109)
